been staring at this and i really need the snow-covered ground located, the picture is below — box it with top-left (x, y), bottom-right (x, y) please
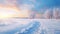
top-left (0, 18), bottom-right (60, 34)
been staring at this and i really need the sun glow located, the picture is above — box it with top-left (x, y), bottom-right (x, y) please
top-left (0, 5), bottom-right (29, 19)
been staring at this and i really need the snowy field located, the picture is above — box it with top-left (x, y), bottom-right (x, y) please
top-left (0, 18), bottom-right (60, 34)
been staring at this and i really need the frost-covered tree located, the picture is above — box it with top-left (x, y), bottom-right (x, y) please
top-left (43, 9), bottom-right (53, 19)
top-left (53, 8), bottom-right (60, 19)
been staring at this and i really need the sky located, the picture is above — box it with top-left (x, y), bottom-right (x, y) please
top-left (0, 0), bottom-right (60, 19)
top-left (17, 0), bottom-right (60, 11)
top-left (0, 0), bottom-right (60, 11)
